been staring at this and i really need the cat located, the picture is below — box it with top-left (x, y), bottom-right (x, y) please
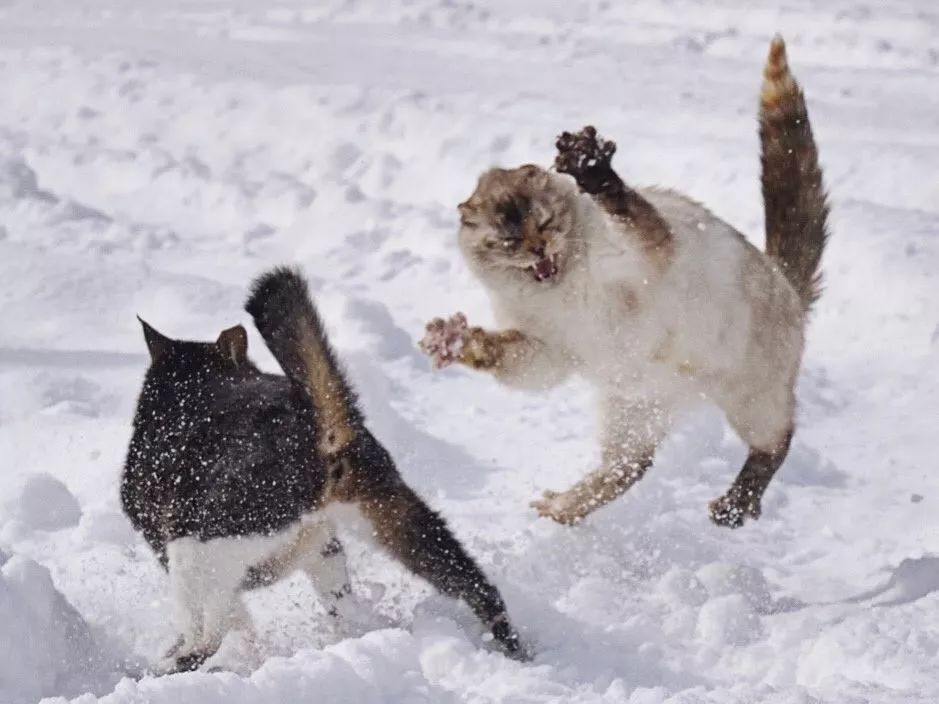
top-left (121, 267), bottom-right (523, 673)
top-left (420, 36), bottom-right (829, 529)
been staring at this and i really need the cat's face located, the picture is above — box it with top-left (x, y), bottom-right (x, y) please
top-left (458, 165), bottom-right (577, 286)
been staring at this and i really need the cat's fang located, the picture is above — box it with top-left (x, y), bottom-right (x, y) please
top-left (530, 255), bottom-right (558, 281)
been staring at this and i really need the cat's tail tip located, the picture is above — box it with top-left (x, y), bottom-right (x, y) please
top-left (245, 266), bottom-right (360, 455)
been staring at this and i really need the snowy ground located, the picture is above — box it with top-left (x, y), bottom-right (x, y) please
top-left (0, 0), bottom-right (937, 702)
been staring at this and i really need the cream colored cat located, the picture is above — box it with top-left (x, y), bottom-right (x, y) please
top-left (420, 36), bottom-right (829, 528)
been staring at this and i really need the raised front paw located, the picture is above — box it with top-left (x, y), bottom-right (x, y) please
top-left (554, 125), bottom-right (617, 195)
top-left (708, 490), bottom-right (761, 529)
top-left (420, 313), bottom-right (469, 369)
top-left (530, 489), bottom-right (588, 526)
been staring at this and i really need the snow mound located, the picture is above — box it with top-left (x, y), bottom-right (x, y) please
top-left (0, 555), bottom-right (116, 704)
top-left (75, 508), bottom-right (136, 546)
top-left (7, 473), bottom-right (82, 532)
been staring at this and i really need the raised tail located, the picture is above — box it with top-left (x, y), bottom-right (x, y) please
top-left (245, 267), bottom-right (361, 455)
top-left (759, 35), bottom-right (830, 311)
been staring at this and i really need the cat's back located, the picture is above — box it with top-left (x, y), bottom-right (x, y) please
top-left (124, 364), bottom-right (325, 543)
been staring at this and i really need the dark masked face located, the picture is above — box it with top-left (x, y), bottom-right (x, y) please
top-left (458, 165), bottom-right (576, 286)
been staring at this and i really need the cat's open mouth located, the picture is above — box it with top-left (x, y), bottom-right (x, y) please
top-left (529, 255), bottom-right (558, 282)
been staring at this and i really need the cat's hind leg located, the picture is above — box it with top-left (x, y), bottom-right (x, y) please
top-left (708, 432), bottom-right (792, 528)
top-left (710, 382), bottom-right (795, 528)
top-left (531, 396), bottom-right (669, 525)
top-left (295, 520), bottom-right (385, 635)
top-left (352, 478), bottom-right (525, 659)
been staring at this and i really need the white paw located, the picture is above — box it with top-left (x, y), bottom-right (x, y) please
top-left (202, 629), bottom-right (260, 676)
top-left (331, 593), bottom-right (394, 638)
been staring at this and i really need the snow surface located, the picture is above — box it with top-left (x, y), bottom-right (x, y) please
top-left (0, 0), bottom-right (937, 702)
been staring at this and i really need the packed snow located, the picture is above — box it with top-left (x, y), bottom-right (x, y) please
top-left (0, 0), bottom-right (937, 702)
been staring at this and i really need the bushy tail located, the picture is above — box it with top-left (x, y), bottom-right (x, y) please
top-left (759, 35), bottom-right (830, 311)
top-left (245, 267), bottom-right (361, 455)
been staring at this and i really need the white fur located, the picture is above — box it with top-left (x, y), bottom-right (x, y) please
top-left (163, 511), bottom-right (368, 669)
top-left (464, 173), bottom-right (805, 454)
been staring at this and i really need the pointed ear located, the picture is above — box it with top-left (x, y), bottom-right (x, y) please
top-left (519, 163), bottom-right (548, 187)
top-left (458, 200), bottom-right (477, 222)
top-left (137, 316), bottom-right (171, 362)
top-left (216, 325), bottom-right (248, 365)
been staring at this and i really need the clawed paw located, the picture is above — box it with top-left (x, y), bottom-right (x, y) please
top-left (554, 125), bottom-right (617, 194)
top-left (530, 489), bottom-right (586, 526)
top-left (419, 313), bottom-right (469, 369)
top-left (708, 492), bottom-right (761, 529)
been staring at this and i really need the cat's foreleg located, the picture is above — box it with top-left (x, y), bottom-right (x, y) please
top-left (160, 539), bottom-right (208, 672)
top-left (420, 312), bottom-right (569, 390)
top-left (162, 538), bottom-right (256, 673)
top-left (555, 126), bottom-right (671, 253)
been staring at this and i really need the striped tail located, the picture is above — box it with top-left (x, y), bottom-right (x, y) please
top-left (245, 267), bottom-right (361, 455)
top-left (759, 35), bottom-right (830, 311)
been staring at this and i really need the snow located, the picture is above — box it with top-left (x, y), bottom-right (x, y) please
top-left (0, 554), bottom-right (125, 704)
top-left (0, 0), bottom-right (936, 702)
top-left (4, 474), bottom-right (82, 533)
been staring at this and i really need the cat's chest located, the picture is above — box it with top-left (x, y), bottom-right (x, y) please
top-left (496, 281), bottom-right (662, 366)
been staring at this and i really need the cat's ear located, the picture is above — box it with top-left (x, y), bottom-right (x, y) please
top-left (519, 163), bottom-right (548, 187)
top-left (137, 316), bottom-right (172, 362)
top-left (458, 199), bottom-right (478, 226)
top-left (216, 325), bottom-right (248, 365)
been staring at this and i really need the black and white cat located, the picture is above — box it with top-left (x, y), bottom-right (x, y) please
top-left (121, 267), bottom-right (523, 672)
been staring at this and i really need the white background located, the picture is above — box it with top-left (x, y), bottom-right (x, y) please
top-left (0, 1), bottom-right (936, 702)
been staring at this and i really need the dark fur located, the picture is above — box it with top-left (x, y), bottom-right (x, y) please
top-left (121, 325), bottom-right (324, 566)
top-left (759, 36), bottom-right (830, 311)
top-left (709, 430), bottom-right (793, 528)
top-left (245, 269), bottom-right (362, 454)
top-left (555, 125), bottom-right (672, 254)
top-left (245, 267), bottom-right (522, 657)
top-left (121, 268), bottom-right (523, 664)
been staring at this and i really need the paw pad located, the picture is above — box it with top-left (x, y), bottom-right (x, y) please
top-left (419, 313), bottom-right (469, 369)
top-left (554, 126), bottom-right (617, 194)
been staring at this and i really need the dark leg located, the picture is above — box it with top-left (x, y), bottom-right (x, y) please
top-left (554, 126), bottom-right (672, 253)
top-left (173, 651), bottom-right (212, 673)
top-left (709, 431), bottom-right (793, 529)
top-left (356, 480), bottom-right (525, 659)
